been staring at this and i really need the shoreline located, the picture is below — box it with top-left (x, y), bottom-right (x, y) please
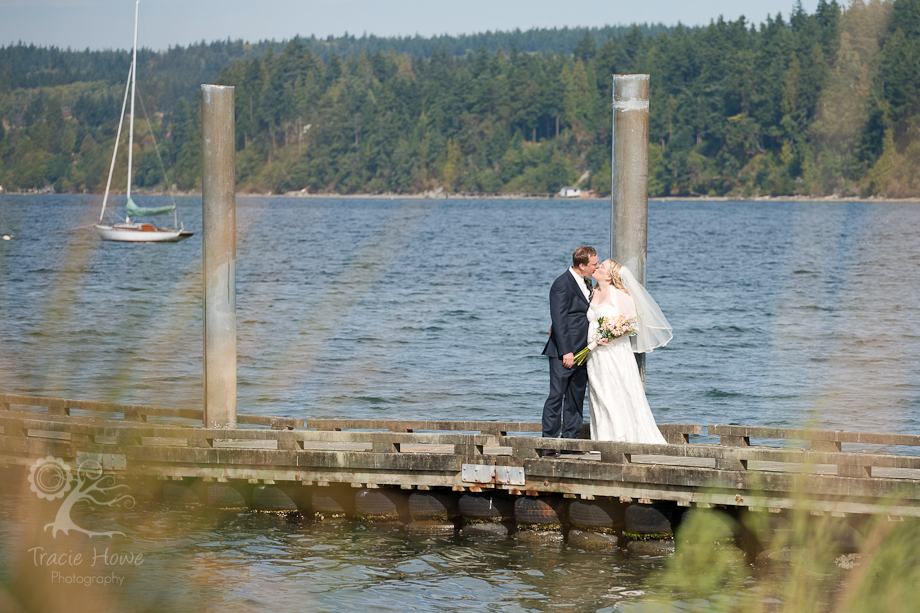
top-left (3, 189), bottom-right (920, 204)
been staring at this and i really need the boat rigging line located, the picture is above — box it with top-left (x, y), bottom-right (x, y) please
top-left (137, 90), bottom-right (183, 230)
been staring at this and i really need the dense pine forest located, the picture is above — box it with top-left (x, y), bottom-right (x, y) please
top-left (1, 0), bottom-right (919, 198)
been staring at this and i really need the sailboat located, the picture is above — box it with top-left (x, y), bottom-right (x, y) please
top-left (93, 0), bottom-right (193, 243)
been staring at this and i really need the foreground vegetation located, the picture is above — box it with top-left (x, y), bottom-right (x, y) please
top-left (1, 0), bottom-right (919, 198)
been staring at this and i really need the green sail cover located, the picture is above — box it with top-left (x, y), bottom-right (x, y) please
top-left (126, 196), bottom-right (174, 217)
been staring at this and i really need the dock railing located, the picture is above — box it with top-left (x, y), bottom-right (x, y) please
top-left (0, 393), bottom-right (302, 429)
top-left (0, 393), bottom-right (697, 440)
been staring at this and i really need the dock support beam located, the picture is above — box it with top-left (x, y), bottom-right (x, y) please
top-left (610, 74), bottom-right (650, 384)
top-left (201, 84), bottom-right (237, 429)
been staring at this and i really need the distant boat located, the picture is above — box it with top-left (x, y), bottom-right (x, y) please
top-left (93, 1), bottom-right (192, 244)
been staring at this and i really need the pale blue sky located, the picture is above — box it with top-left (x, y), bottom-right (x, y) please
top-left (1, 0), bottom-right (821, 51)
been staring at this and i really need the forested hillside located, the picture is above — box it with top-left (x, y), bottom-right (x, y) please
top-left (2, 0), bottom-right (919, 198)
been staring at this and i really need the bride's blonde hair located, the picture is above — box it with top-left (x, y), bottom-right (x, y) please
top-left (604, 259), bottom-right (629, 295)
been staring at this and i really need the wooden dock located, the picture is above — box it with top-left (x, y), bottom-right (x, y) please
top-left (3, 393), bottom-right (920, 523)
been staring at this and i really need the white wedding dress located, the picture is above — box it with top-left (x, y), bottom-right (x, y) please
top-left (586, 289), bottom-right (668, 445)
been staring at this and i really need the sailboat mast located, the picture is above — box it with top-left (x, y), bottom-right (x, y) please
top-left (127, 0), bottom-right (139, 202)
top-left (99, 64), bottom-right (133, 224)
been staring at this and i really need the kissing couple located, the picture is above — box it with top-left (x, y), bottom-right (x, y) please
top-left (540, 245), bottom-right (673, 456)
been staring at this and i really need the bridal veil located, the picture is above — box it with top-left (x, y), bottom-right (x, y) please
top-left (618, 266), bottom-right (673, 354)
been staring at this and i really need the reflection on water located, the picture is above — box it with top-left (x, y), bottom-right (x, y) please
top-left (0, 490), bottom-right (667, 613)
top-left (3, 484), bottom-right (872, 612)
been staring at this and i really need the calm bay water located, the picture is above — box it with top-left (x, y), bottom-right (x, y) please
top-left (1, 194), bottom-right (919, 611)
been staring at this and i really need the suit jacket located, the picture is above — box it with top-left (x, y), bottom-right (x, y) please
top-left (542, 270), bottom-right (591, 358)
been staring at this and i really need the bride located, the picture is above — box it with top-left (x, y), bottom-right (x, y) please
top-left (586, 259), bottom-right (672, 444)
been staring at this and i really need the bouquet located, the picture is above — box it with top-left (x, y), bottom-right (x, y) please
top-left (572, 314), bottom-right (638, 365)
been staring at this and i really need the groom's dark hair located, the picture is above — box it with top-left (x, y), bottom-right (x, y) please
top-left (572, 245), bottom-right (597, 267)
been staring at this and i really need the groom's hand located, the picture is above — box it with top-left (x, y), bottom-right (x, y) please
top-left (562, 353), bottom-right (574, 368)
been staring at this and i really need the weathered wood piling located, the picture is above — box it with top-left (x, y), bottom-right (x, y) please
top-left (201, 83), bottom-right (237, 429)
top-left (611, 73), bottom-right (650, 384)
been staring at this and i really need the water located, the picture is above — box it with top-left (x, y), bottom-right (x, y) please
top-left (1, 195), bottom-right (919, 610)
top-left (2, 195), bottom-right (918, 432)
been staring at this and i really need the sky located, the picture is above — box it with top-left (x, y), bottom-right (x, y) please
top-left (1, 0), bottom-right (821, 51)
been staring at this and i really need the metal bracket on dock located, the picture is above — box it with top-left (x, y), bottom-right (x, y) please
top-left (75, 452), bottom-right (126, 471)
top-left (461, 464), bottom-right (525, 486)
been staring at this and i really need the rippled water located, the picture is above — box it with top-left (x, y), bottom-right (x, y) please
top-left (1, 195), bottom-right (918, 433)
top-left (1, 195), bottom-right (919, 610)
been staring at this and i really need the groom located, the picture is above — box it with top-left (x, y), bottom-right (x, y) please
top-left (541, 245), bottom-right (598, 456)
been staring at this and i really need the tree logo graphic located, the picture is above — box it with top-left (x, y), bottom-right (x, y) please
top-left (28, 456), bottom-right (135, 538)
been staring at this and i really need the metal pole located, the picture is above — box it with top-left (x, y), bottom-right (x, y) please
top-left (610, 74), bottom-right (649, 384)
top-left (201, 84), bottom-right (237, 429)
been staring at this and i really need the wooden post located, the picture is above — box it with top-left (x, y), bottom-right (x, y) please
top-left (201, 84), bottom-right (237, 429)
top-left (610, 74), bottom-right (650, 384)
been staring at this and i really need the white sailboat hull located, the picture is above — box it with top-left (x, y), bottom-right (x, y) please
top-left (94, 223), bottom-right (193, 243)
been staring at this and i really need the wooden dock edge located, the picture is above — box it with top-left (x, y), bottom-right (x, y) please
top-left (1, 394), bottom-right (920, 520)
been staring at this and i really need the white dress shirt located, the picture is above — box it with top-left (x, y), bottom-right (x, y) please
top-left (569, 268), bottom-right (589, 301)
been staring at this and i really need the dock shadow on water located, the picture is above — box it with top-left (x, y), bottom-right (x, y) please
top-left (0, 469), bottom-right (664, 613)
top-left (3, 460), bottom-right (920, 613)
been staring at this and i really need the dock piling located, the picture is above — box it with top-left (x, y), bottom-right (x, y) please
top-left (610, 74), bottom-right (650, 384)
top-left (201, 84), bottom-right (237, 429)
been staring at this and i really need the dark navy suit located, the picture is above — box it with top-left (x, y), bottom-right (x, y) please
top-left (541, 270), bottom-right (591, 440)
